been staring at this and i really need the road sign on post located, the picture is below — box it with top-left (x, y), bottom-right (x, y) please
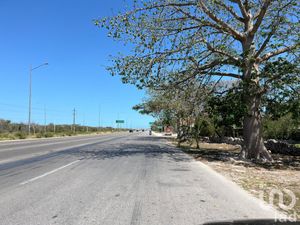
top-left (116, 120), bottom-right (125, 129)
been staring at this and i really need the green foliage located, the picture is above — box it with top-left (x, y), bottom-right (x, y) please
top-left (44, 132), bottom-right (54, 138)
top-left (263, 114), bottom-right (299, 140)
top-left (0, 119), bottom-right (120, 141)
top-left (98, 0), bottom-right (299, 91)
top-left (262, 59), bottom-right (300, 120)
top-left (0, 133), bottom-right (15, 140)
top-left (207, 86), bottom-right (246, 136)
top-left (36, 133), bottom-right (43, 138)
top-left (291, 131), bottom-right (300, 141)
top-left (15, 132), bottom-right (27, 139)
top-left (99, 0), bottom-right (300, 153)
top-left (193, 116), bottom-right (215, 137)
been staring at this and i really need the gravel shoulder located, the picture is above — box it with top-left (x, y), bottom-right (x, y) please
top-left (171, 140), bottom-right (300, 221)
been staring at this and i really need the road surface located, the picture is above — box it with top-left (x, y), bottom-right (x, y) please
top-left (0, 132), bottom-right (280, 225)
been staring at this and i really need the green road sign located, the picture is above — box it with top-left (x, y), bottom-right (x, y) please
top-left (149, 122), bottom-right (154, 125)
top-left (116, 120), bottom-right (125, 123)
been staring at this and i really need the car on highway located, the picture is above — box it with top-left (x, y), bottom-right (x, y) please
top-left (164, 126), bottom-right (173, 136)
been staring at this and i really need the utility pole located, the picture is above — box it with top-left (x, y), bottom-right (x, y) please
top-left (44, 106), bottom-right (47, 133)
top-left (28, 65), bottom-right (32, 135)
top-left (98, 105), bottom-right (101, 131)
top-left (72, 108), bottom-right (76, 133)
top-left (117, 113), bottom-right (120, 129)
top-left (83, 113), bottom-right (86, 132)
top-left (27, 62), bottom-right (48, 135)
top-left (53, 120), bottom-right (56, 133)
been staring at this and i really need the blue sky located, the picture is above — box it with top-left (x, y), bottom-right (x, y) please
top-left (0, 0), bottom-right (153, 128)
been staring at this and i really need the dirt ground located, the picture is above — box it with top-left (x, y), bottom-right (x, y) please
top-left (172, 140), bottom-right (300, 220)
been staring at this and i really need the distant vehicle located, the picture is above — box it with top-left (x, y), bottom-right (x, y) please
top-left (142, 129), bottom-right (145, 132)
top-left (129, 129), bottom-right (133, 133)
top-left (164, 126), bottom-right (173, 136)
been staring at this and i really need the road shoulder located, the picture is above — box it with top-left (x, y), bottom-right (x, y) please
top-left (166, 139), bottom-right (293, 220)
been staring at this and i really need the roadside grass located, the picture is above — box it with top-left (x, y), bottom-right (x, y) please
top-left (0, 130), bottom-right (119, 141)
top-left (172, 140), bottom-right (300, 219)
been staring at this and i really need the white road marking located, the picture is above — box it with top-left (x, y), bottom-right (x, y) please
top-left (19, 160), bottom-right (80, 185)
top-left (0, 137), bottom-right (105, 152)
top-left (0, 135), bottom-right (125, 165)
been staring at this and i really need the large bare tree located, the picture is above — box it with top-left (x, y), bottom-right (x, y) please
top-left (97, 0), bottom-right (300, 161)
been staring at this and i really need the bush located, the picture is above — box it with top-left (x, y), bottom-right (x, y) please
top-left (44, 132), bottom-right (54, 138)
top-left (0, 133), bottom-right (15, 140)
top-left (263, 114), bottom-right (299, 140)
top-left (15, 132), bottom-right (27, 139)
top-left (194, 116), bottom-right (215, 137)
top-left (36, 133), bottom-right (43, 138)
top-left (290, 130), bottom-right (300, 141)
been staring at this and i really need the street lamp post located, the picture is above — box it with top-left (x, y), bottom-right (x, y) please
top-left (28, 62), bottom-right (48, 135)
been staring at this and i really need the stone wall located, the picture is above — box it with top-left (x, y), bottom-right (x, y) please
top-left (205, 136), bottom-right (300, 156)
top-left (208, 136), bottom-right (243, 145)
top-left (265, 139), bottom-right (300, 156)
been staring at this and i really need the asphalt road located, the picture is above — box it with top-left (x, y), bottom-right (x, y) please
top-left (0, 132), bottom-right (281, 225)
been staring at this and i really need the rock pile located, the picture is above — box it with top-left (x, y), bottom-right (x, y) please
top-left (265, 139), bottom-right (300, 156)
top-left (205, 136), bottom-right (300, 156)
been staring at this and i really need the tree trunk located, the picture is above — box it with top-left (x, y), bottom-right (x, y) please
top-left (241, 93), bottom-right (273, 161)
top-left (177, 117), bottom-right (182, 147)
top-left (196, 138), bottom-right (200, 149)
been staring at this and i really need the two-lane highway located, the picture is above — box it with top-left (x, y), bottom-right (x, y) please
top-left (0, 133), bottom-right (129, 165)
top-left (0, 132), bottom-right (281, 225)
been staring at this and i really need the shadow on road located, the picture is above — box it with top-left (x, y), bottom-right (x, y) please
top-left (65, 140), bottom-right (192, 162)
top-left (0, 135), bottom-right (191, 171)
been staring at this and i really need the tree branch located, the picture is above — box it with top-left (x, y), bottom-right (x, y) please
top-left (259, 43), bottom-right (300, 62)
top-left (173, 6), bottom-right (229, 35)
top-left (199, 33), bottom-right (240, 64)
top-left (251, 0), bottom-right (272, 35)
top-left (198, 0), bottom-right (244, 41)
top-left (215, 1), bottom-right (244, 22)
top-left (255, 23), bottom-right (280, 58)
top-left (205, 72), bottom-right (242, 79)
top-left (229, 0), bottom-right (248, 19)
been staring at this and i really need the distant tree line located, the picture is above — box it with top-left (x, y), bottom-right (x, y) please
top-left (0, 119), bottom-right (119, 140)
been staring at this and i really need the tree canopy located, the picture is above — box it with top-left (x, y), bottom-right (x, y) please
top-left (97, 0), bottom-right (300, 161)
top-left (97, 0), bottom-right (299, 89)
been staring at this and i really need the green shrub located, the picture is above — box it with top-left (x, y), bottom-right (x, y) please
top-left (263, 114), bottom-right (299, 140)
top-left (194, 116), bottom-right (215, 137)
top-left (36, 133), bottom-right (43, 138)
top-left (44, 132), bottom-right (54, 138)
top-left (15, 132), bottom-right (27, 139)
top-left (0, 133), bottom-right (14, 140)
top-left (291, 130), bottom-right (300, 141)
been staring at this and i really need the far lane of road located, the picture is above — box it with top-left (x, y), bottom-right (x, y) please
top-left (0, 132), bottom-right (130, 164)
